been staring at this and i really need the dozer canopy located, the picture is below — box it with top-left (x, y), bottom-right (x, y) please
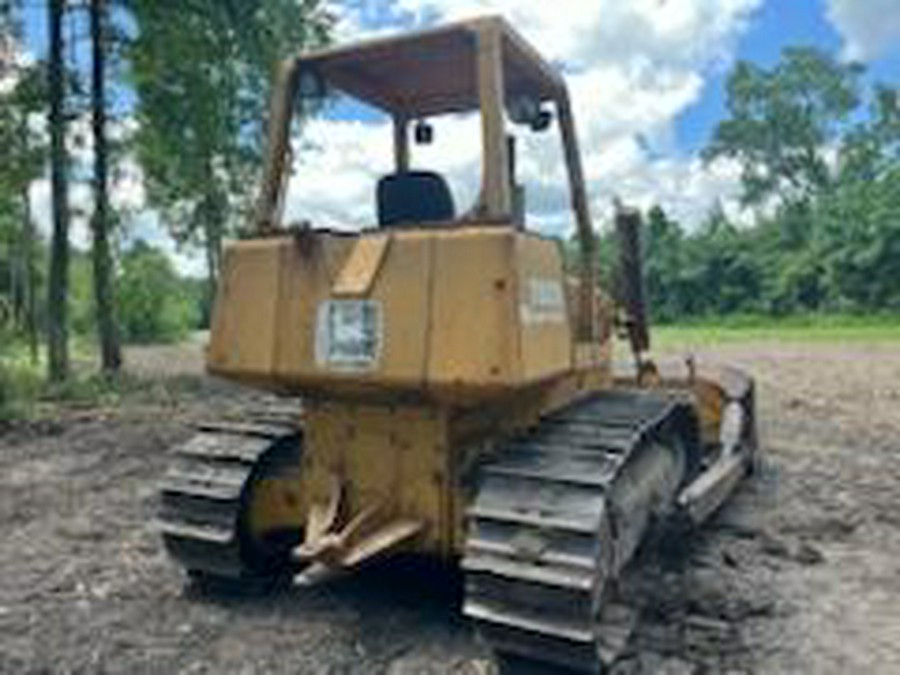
top-left (255, 18), bottom-right (593, 252)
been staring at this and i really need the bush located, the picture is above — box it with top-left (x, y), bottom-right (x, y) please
top-left (117, 241), bottom-right (199, 344)
top-left (40, 371), bottom-right (146, 408)
top-left (0, 360), bottom-right (41, 421)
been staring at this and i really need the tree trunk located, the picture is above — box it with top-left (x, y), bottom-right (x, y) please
top-left (21, 185), bottom-right (38, 365)
top-left (90, 0), bottom-right (121, 373)
top-left (9, 237), bottom-right (21, 326)
top-left (46, 0), bottom-right (69, 382)
top-left (203, 215), bottom-right (220, 325)
top-left (200, 181), bottom-right (224, 326)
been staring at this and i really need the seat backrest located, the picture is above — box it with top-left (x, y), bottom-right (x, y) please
top-left (377, 171), bottom-right (456, 227)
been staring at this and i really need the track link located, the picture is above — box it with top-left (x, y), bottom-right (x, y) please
top-left (158, 419), bottom-right (302, 579)
top-left (463, 390), bottom-right (698, 673)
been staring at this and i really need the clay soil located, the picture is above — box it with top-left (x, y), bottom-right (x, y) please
top-left (1, 341), bottom-right (899, 674)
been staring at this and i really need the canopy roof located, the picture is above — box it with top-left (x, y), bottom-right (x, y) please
top-left (297, 17), bottom-right (566, 118)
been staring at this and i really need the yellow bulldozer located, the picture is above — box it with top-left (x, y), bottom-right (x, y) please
top-left (158, 17), bottom-right (757, 673)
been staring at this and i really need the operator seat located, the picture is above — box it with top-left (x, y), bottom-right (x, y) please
top-left (377, 171), bottom-right (456, 227)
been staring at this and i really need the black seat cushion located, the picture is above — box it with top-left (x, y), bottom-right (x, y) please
top-left (377, 171), bottom-right (456, 227)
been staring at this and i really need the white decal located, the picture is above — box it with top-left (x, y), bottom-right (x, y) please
top-left (315, 300), bottom-right (382, 370)
top-left (520, 278), bottom-right (565, 325)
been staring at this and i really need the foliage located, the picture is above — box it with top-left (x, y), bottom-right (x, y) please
top-left (704, 47), bottom-right (863, 206)
top-left (0, 62), bottom-right (47, 330)
top-left (0, 361), bottom-right (42, 420)
top-left (588, 48), bottom-right (900, 326)
top-left (116, 241), bottom-right (198, 344)
top-left (654, 313), bottom-right (900, 350)
top-left (0, 354), bottom-right (183, 420)
top-left (125, 0), bottom-right (332, 288)
top-left (0, 64), bottom-right (46, 202)
top-left (611, 168), bottom-right (900, 324)
top-left (0, 332), bottom-right (42, 420)
top-left (40, 370), bottom-right (144, 408)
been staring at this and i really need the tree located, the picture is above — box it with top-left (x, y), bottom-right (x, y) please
top-left (89, 0), bottom-right (122, 373)
top-left (46, 0), bottom-right (71, 381)
top-left (127, 0), bottom-right (332, 303)
top-left (838, 85), bottom-right (900, 184)
top-left (705, 48), bottom-right (863, 207)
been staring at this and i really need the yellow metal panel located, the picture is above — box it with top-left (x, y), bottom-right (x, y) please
top-left (428, 227), bottom-right (518, 388)
top-left (365, 233), bottom-right (432, 383)
top-left (274, 235), bottom-right (355, 380)
top-left (515, 235), bottom-right (573, 380)
top-left (332, 234), bottom-right (391, 297)
top-left (207, 241), bottom-right (281, 377)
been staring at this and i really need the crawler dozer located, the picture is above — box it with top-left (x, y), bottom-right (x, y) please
top-left (158, 17), bottom-right (757, 673)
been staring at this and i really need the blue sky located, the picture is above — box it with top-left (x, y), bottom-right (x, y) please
top-left (10, 0), bottom-right (900, 274)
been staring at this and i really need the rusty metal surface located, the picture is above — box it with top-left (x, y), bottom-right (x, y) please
top-left (463, 389), bottom-right (701, 673)
top-left (614, 206), bottom-right (650, 355)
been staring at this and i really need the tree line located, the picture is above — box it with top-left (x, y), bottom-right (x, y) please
top-left (595, 48), bottom-right (899, 323)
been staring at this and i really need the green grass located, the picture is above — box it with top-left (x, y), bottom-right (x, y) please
top-left (0, 335), bottom-right (148, 421)
top-left (0, 360), bottom-right (42, 421)
top-left (653, 313), bottom-right (900, 350)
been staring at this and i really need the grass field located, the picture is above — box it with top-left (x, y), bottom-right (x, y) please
top-left (653, 313), bottom-right (900, 350)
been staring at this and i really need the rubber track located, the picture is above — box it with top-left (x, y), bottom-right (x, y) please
top-left (463, 390), bottom-right (690, 673)
top-left (158, 420), bottom-right (300, 579)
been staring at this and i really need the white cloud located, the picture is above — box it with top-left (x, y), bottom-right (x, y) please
top-left (287, 0), bottom-right (763, 234)
top-left (826, 0), bottom-right (900, 61)
top-left (285, 109), bottom-right (485, 227)
top-left (394, 0), bottom-right (758, 68)
top-left (285, 116), bottom-right (394, 228)
top-left (0, 31), bottom-right (31, 95)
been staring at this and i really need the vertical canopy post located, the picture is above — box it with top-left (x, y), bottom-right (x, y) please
top-left (393, 116), bottom-right (410, 173)
top-left (255, 58), bottom-right (299, 234)
top-left (557, 91), bottom-right (597, 341)
top-left (476, 24), bottom-right (511, 221)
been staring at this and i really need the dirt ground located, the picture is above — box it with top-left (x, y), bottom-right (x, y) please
top-left (1, 340), bottom-right (899, 674)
